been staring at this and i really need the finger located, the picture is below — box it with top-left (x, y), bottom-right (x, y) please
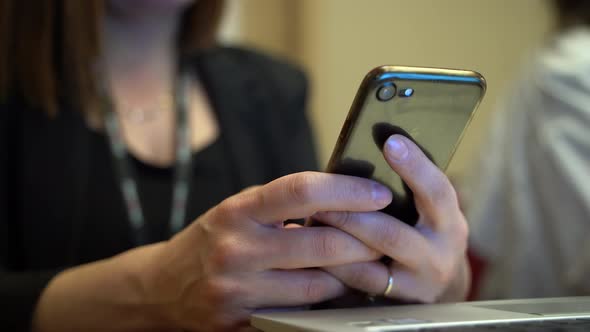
top-left (313, 211), bottom-right (431, 269)
top-left (244, 269), bottom-right (346, 308)
top-left (260, 226), bottom-right (382, 270)
top-left (326, 263), bottom-right (443, 304)
top-left (382, 135), bottom-right (459, 228)
top-left (229, 172), bottom-right (393, 224)
top-left (384, 265), bottom-right (447, 303)
top-left (239, 185), bottom-right (262, 194)
top-left (324, 262), bottom-right (389, 296)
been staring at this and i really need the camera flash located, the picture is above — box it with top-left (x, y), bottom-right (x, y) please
top-left (401, 88), bottom-right (414, 97)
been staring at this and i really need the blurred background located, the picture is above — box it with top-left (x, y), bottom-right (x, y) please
top-left (217, 0), bottom-right (554, 176)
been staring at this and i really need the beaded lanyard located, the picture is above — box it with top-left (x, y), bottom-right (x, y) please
top-left (102, 72), bottom-right (192, 246)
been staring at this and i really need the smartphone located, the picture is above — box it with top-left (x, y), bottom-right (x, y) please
top-left (320, 65), bottom-right (485, 226)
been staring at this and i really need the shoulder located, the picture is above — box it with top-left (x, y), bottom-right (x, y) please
top-left (492, 28), bottom-right (590, 138)
top-left (208, 46), bottom-right (306, 84)
top-left (528, 27), bottom-right (590, 117)
top-left (196, 46), bottom-right (308, 103)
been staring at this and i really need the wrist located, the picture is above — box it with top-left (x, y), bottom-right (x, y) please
top-left (116, 242), bottom-right (180, 329)
top-left (32, 244), bottom-right (177, 332)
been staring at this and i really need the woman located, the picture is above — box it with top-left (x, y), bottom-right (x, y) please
top-left (465, 0), bottom-right (590, 299)
top-left (0, 0), bottom-right (471, 331)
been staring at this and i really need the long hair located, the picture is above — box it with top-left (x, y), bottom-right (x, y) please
top-left (0, 0), bottom-right (224, 115)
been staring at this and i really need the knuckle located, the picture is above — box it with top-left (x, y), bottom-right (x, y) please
top-left (431, 257), bottom-right (455, 287)
top-left (302, 276), bottom-right (327, 302)
top-left (312, 229), bottom-right (341, 259)
top-left (442, 213), bottom-right (469, 253)
top-left (347, 264), bottom-right (374, 292)
top-left (377, 222), bottom-right (405, 253)
top-left (429, 179), bottom-right (453, 207)
top-left (214, 197), bottom-right (242, 222)
top-left (206, 277), bottom-right (246, 308)
top-left (250, 187), bottom-right (268, 211)
top-left (330, 211), bottom-right (355, 229)
top-left (210, 237), bottom-right (241, 271)
top-left (205, 278), bottom-right (230, 306)
top-left (453, 217), bottom-right (469, 248)
top-left (287, 172), bottom-right (318, 205)
top-left (428, 177), bottom-right (458, 210)
top-left (240, 185), bottom-right (262, 194)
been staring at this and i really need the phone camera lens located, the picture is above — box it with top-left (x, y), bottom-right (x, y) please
top-left (376, 83), bottom-right (396, 102)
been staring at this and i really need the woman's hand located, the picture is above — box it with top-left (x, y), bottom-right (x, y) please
top-left (313, 134), bottom-right (470, 303)
top-left (34, 172), bottom-right (393, 332)
top-left (134, 172), bottom-right (396, 331)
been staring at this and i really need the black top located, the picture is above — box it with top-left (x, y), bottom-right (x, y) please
top-left (0, 47), bottom-right (318, 330)
top-left (126, 137), bottom-right (235, 245)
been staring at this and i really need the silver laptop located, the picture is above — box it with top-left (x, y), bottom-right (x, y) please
top-left (251, 297), bottom-right (590, 331)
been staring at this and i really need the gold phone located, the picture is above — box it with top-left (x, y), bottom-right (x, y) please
top-left (323, 65), bottom-right (485, 226)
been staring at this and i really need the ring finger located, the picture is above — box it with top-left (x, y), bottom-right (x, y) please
top-left (325, 263), bottom-right (442, 303)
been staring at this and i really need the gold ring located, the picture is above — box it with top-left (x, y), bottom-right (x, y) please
top-left (383, 274), bottom-right (394, 297)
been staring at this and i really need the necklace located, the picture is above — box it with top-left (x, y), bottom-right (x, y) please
top-left (101, 71), bottom-right (193, 245)
top-left (117, 93), bottom-right (174, 124)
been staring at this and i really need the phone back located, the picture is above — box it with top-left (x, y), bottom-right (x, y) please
top-left (328, 66), bottom-right (485, 225)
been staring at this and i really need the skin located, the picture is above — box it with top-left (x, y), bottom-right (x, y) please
top-left (31, 1), bottom-right (470, 331)
top-left (315, 136), bottom-right (470, 304)
top-left (100, 0), bottom-right (219, 166)
top-left (33, 136), bottom-right (469, 332)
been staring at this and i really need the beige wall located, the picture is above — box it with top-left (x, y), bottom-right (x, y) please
top-left (223, 0), bottom-right (554, 176)
top-left (219, 0), bottom-right (299, 60)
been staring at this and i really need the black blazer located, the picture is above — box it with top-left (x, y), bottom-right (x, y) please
top-left (0, 47), bottom-right (318, 330)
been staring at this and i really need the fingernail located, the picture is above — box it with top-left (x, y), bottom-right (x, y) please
top-left (385, 135), bottom-right (408, 162)
top-left (372, 182), bottom-right (392, 205)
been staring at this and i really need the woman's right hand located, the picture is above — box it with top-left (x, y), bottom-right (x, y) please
top-left (135, 171), bottom-right (392, 331)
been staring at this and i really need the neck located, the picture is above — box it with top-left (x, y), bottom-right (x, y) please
top-left (102, 9), bottom-right (184, 94)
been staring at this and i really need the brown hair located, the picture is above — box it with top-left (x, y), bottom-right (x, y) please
top-left (553, 0), bottom-right (590, 30)
top-left (0, 0), bottom-right (224, 115)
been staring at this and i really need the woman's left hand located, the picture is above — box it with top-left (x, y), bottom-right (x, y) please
top-left (312, 134), bottom-right (470, 303)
